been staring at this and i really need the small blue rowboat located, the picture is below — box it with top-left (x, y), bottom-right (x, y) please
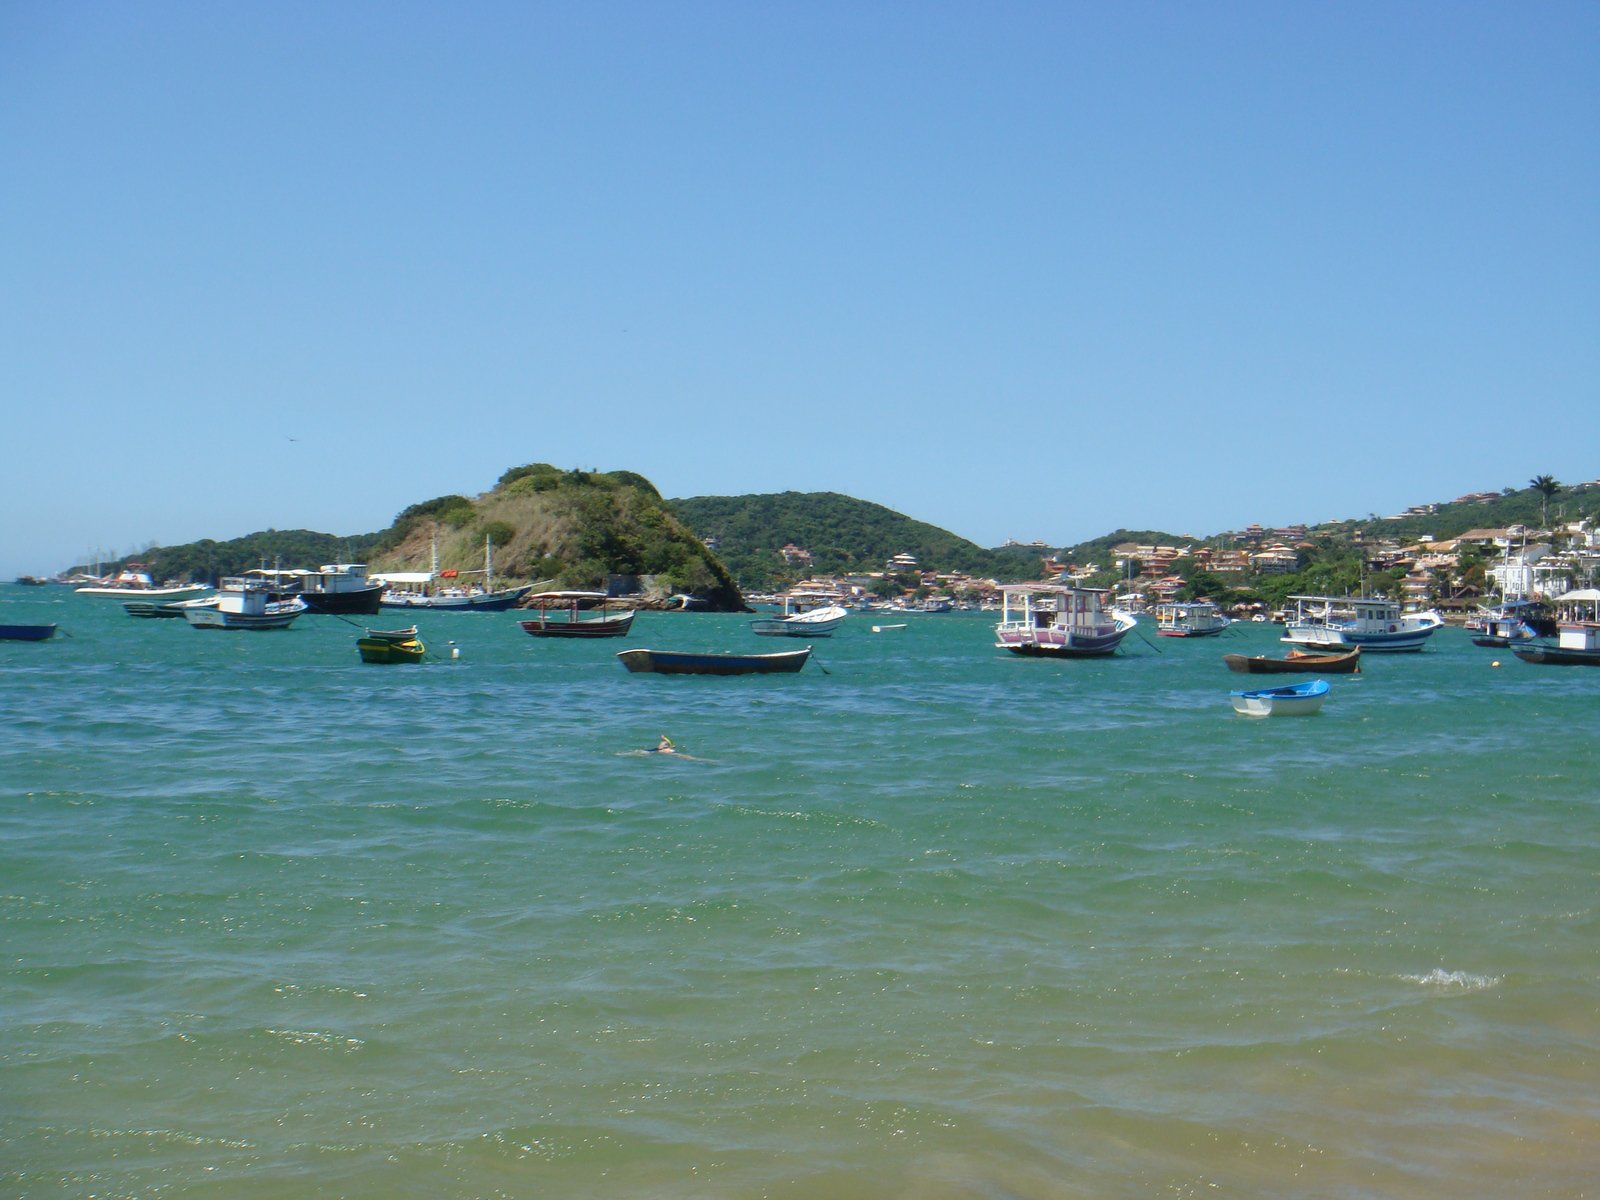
top-left (0, 623), bottom-right (57, 642)
top-left (1230, 678), bottom-right (1329, 717)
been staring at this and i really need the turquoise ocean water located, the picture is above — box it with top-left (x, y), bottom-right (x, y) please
top-left (2, 586), bottom-right (1596, 1198)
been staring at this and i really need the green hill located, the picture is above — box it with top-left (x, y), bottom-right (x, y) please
top-left (667, 491), bottom-right (1043, 589)
top-left (83, 465), bottom-right (744, 609)
top-left (372, 464), bottom-right (741, 608)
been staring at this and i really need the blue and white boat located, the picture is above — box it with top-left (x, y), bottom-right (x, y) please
top-left (750, 589), bottom-right (848, 638)
top-left (1281, 595), bottom-right (1443, 653)
top-left (1230, 678), bottom-right (1330, 717)
top-left (181, 579), bottom-right (307, 630)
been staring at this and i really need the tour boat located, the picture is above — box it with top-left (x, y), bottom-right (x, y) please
top-left (994, 584), bottom-right (1137, 658)
top-left (377, 535), bottom-right (531, 612)
top-left (518, 592), bottom-right (637, 638)
top-left (1154, 600), bottom-right (1231, 637)
top-left (182, 579), bottom-right (307, 630)
top-left (1281, 595), bottom-right (1443, 653)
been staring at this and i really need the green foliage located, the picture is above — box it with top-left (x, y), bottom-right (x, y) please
top-left (499, 463), bottom-right (565, 494)
top-left (481, 520), bottom-right (516, 548)
top-left (669, 491), bottom-right (1044, 585)
top-left (128, 530), bottom-right (384, 584)
top-left (379, 494), bottom-right (476, 549)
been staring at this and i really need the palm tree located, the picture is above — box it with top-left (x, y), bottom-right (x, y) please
top-left (1529, 475), bottom-right (1562, 529)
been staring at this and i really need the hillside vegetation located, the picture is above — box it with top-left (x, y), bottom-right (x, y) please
top-left (669, 491), bottom-right (1042, 589)
top-left (89, 465), bottom-right (743, 609)
top-left (81, 530), bottom-right (385, 584)
top-left (371, 464), bottom-right (740, 607)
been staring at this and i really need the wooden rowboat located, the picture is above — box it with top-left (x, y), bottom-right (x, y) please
top-left (1223, 646), bottom-right (1361, 674)
top-left (0, 622), bottom-right (57, 641)
top-left (358, 628), bottom-right (426, 663)
top-left (616, 646), bottom-right (812, 676)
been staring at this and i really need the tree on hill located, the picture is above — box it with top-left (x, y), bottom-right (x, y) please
top-left (1529, 474), bottom-right (1561, 529)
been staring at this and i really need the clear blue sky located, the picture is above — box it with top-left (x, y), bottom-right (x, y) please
top-left (3, 1), bottom-right (1596, 576)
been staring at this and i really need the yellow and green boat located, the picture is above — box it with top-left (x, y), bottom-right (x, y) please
top-left (357, 626), bottom-right (426, 664)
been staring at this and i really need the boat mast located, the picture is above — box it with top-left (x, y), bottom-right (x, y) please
top-left (484, 534), bottom-right (493, 591)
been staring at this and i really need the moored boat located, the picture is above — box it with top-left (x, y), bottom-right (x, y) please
top-left (1468, 598), bottom-right (1555, 648)
top-left (750, 602), bottom-right (848, 638)
top-left (517, 592), bottom-right (637, 638)
top-left (1223, 646), bottom-right (1362, 674)
top-left (1154, 600), bottom-right (1231, 637)
top-left (0, 622), bottom-right (57, 641)
top-left (357, 626), bottom-right (427, 663)
top-left (182, 579), bottom-right (306, 630)
top-left (376, 535), bottom-right (532, 612)
top-left (1230, 678), bottom-right (1331, 717)
top-left (1281, 595), bottom-right (1443, 653)
top-left (75, 565), bottom-right (209, 601)
top-left (256, 563), bottom-right (385, 614)
top-left (122, 600), bottom-right (191, 619)
top-left (617, 646), bottom-right (813, 675)
top-left (994, 583), bottom-right (1136, 658)
top-left (1511, 589), bottom-right (1600, 666)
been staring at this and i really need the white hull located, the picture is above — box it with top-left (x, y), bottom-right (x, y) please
top-left (1231, 693), bottom-right (1326, 716)
top-left (77, 582), bottom-right (210, 599)
top-left (1281, 596), bottom-right (1443, 654)
top-left (751, 606), bottom-right (848, 638)
top-left (1282, 623), bottom-right (1439, 653)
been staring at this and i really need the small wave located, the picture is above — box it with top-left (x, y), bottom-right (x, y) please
top-left (1400, 968), bottom-right (1501, 991)
top-left (264, 1027), bottom-right (365, 1050)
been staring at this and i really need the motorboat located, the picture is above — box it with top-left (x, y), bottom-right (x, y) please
top-left (182, 579), bottom-right (306, 630)
top-left (1281, 595), bottom-right (1443, 653)
top-left (1154, 600), bottom-right (1231, 637)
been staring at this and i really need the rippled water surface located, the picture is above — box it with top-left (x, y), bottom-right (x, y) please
top-left (2, 588), bottom-right (1597, 1198)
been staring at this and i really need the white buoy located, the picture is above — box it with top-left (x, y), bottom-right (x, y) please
top-left (1491, 660), bottom-right (1500, 668)
top-left (450, 642), bottom-right (460, 660)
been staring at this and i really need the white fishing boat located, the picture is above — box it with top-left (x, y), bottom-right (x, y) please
top-left (1154, 600), bottom-right (1231, 637)
top-left (181, 579), bottom-right (307, 630)
top-left (750, 588), bottom-right (849, 637)
top-left (994, 583), bottom-right (1137, 658)
top-left (1281, 595), bottom-right (1443, 653)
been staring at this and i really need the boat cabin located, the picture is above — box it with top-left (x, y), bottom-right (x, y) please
top-left (994, 583), bottom-right (1133, 656)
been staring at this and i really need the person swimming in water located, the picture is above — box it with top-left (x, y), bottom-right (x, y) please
top-left (651, 735), bottom-right (676, 754)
